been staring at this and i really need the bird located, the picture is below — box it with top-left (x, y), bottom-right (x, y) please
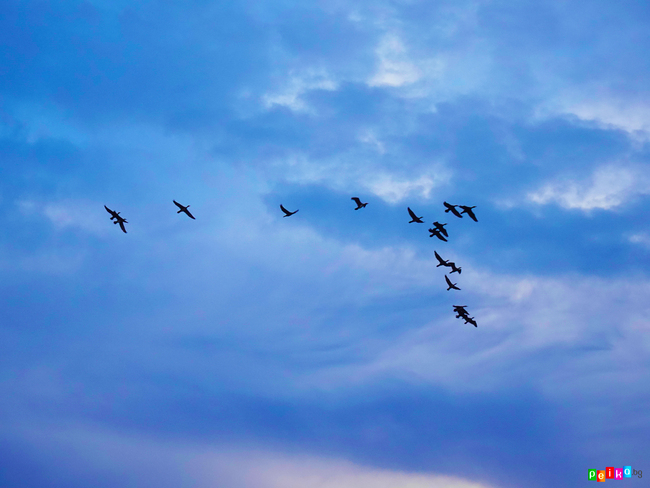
top-left (173, 200), bottom-right (195, 219)
top-left (280, 204), bottom-right (299, 217)
top-left (459, 205), bottom-right (478, 222)
top-left (463, 316), bottom-right (478, 327)
top-left (454, 304), bottom-right (470, 319)
top-left (445, 275), bottom-right (461, 291)
top-left (104, 205), bottom-right (128, 233)
top-left (351, 197), bottom-right (368, 210)
top-left (443, 201), bottom-right (463, 218)
top-left (448, 262), bottom-right (462, 274)
top-left (434, 251), bottom-right (449, 267)
top-left (428, 228), bottom-right (448, 241)
top-left (453, 305), bottom-right (469, 315)
top-left (432, 221), bottom-right (448, 237)
top-left (407, 207), bottom-right (424, 223)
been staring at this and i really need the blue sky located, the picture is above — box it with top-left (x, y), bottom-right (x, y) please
top-left (1, 0), bottom-right (649, 486)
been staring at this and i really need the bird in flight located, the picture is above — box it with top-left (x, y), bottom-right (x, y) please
top-left (428, 227), bottom-right (448, 241)
top-left (453, 305), bottom-right (469, 318)
top-left (434, 251), bottom-right (449, 267)
top-left (463, 316), bottom-right (478, 327)
top-left (407, 207), bottom-right (424, 223)
top-left (445, 275), bottom-right (461, 291)
top-left (173, 200), bottom-right (195, 219)
top-left (432, 221), bottom-right (448, 237)
top-left (443, 201), bottom-right (463, 218)
top-left (448, 262), bottom-right (462, 274)
top-left (459, 205), bottom-right (478, 222)
top-left (351, 197), bottom-right (368, 210)
top-left (104, 205), bottom-right (128, 233)
top-left (280, 204), bottom-right (299, 217)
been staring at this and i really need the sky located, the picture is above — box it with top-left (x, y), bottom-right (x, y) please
top-left (1, 0), bottom-right (649, 486)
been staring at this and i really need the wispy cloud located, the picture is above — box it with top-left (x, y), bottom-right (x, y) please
top-left (273, 153), bottom-right (451, 204)
top-left (368, 34), bottom-right (423, 88)
top-left (527, 164), bottom-right (650, 211)
top-left (3, 422), bottom-right (496, 488)
top-left (262, 69), bottom-right (338, 113)
top-left (17, 198), bottom-right (107, 234)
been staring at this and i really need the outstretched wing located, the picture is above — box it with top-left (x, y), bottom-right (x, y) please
top-left (118, 220), bottom-right (127, 233)
top-left (280, 204), bottom-right (291, 216)
top-left (185, 208), bottom-right (195, 219)
top-left (351, 197), bottom-right (362, 206)
top-left (434, 251), bottom-right (445, 264)
top-left (104, 205), bottom-right (116, 218)
top-left (445, 275), bottom-right (453, 286)
top-left (173, 200), bottom-right (183, 210)
top-left (407, 207), bottom-right (417, 219)
top-left (466, 208), bottom-right (478, 222)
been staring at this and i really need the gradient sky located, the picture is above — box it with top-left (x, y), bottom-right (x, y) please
top-left (1, 1), bottom-right (649, 487)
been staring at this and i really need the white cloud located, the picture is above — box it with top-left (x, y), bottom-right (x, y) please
top-left (2, 422), bottom-right (496, 488)
top-left (368, 34), bottom-right (423, 88)
top-left (366, 171), bottom-right (447, 203)
top-left (527, 164), bottom-right (650, 211)
top-left (303, 261), bottom-right (650, 399)
top-left (629, 233), bottom-right (650, 249)
top-left (17, 198), bottom-right (108, 234)
top-left (262, 69), bottom-right (338, 113)
top-left (272, 153), bottom-right (451, 204)
top-left (539, 90), bottom-right (650, 140)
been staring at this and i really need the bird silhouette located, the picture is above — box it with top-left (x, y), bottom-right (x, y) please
top-left (434, 251), bottom-right (449, 267)
top-left (407, 207), bottom-right (424, 223)
top-left (280, 204), bottom-right (299, 217)
top-left (428, 228), bottom-right (448, 241)
top-left (463, 316), bottom-right (478, 327)
top-left (173, 200), bottom-right (195, 219)
top-left (104, 205), bottom-right (128, 233)
top-left (445, 275), bottom-right (461, 291)
top-left (351, 197), bottom-right (368, 210)
top-left (432, 221), bottom-right (448, 237)
top-left (448, 262), bottom-right (462, 274)
top-left (443, 201), bottom-right (463, 218)
top-left (459, 205), bottom-right (478, 222)
top-left (453, 305), bottom-right (468, 315)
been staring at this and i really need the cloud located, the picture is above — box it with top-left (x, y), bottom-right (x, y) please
top-left (527, 164), bottom-right (650, 211)
top-left (262, 69), bottom-right (338, 113)
top-left (304, 262), bottom-right (650, 398)
top-left (629, 233), bottom-right (650, 249)
top-left (17, 198), bottom-right (107, 234)
top-left (273, 152), bottom-right (451, 204)
top-left (368, 34), bottom-right (423, 88)
top-left (2, 421), bottom-right (496, 488)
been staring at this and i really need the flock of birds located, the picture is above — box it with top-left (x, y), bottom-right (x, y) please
top-left (105, 197), bottom-right (479, 327)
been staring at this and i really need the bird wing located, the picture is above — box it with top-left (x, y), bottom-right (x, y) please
top-left (118, 220), bottom-right (127, 233)
top-left (445, 275), bottom-right (453, 286)
top-left (451, 207), bottom-right (463, 218)
top-left (466, 208), bottom-right (478, 221)
top-left (173, 200), bottom-right (183, 209)
top-left (104, 205), bottom-right (116, 217)
top-left (280, 204), bottom-right (290, 215)
top-left (351, 197), bottom-right (362, 205)
top-left (185, 209), bottom-right (195, 219)
top-left (434, 251), bottom-right (445, 264)
top-left (407, 207), bottom-right (417, 219)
